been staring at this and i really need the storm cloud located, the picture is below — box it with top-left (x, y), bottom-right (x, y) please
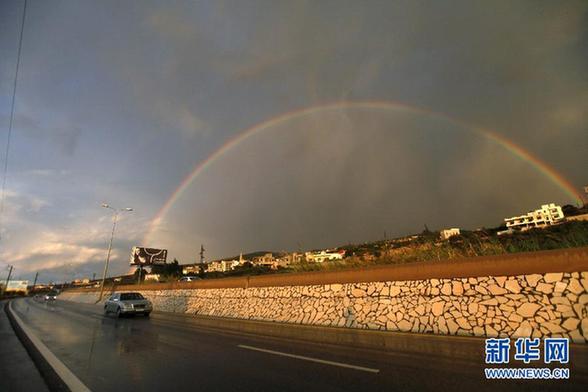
top-left (0, 0), bottom-right (586, 282)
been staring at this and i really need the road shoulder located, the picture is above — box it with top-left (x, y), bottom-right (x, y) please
top-left (0, 300), bottom-right (50, 392)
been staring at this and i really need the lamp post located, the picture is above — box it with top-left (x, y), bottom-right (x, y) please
top-left (1, 265), bottom-right (13, 297)
top-left (97, 203), bottom-right (133, 302)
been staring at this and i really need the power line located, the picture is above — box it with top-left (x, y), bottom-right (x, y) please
top-left (0, 0), bottom-right (27, 241)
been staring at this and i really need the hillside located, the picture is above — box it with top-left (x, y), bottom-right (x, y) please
top-left (287, 220), bottom-right (588, 273)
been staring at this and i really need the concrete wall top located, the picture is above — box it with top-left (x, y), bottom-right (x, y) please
top-left (69, 246), bottom-right (588, 292)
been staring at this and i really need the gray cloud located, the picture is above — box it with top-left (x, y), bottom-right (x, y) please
top-left (151, 109), bottom-right (577, 262)
top-left (0, 0), bottom-right (586, 277)
top-left (0, 113), bottom-right (82, 155)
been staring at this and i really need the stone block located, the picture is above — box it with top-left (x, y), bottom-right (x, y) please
top-left (447, 318), bottom-right (459, 335)
top-left (525, 274), bottom-right (542, 288)
top-left (389, 286), bottom-right (401, 296)
top-left (485, 325), bottom-right (499, 337)
top-left (543, 321), bottom-right (565, 334)
top-left (543, 273), bottom-right (563, 283)
top-left (455, 317), bottom-right (472, 330)
top-left (553, 281), bottom-right (567, 293)
top-left (441, 283), bottom-right (452, 296)
top-left (414, 304), bottom-right (425, 316)
top-left (397, 319), bottom-right (412, 332)
top-left (504, 280), bottom-right (522, 294)
top-left (431, 301), bottom-right (444, 316)
top-left (487, 285), bottom-right (507, 295)
top-left (535, 283), bottom-right (553, 294)
top-left (516, 302), bottom-right (541, 318)
top-left (562, 318), bottom-right (580, 331)
top-left (512, 321), bottom-right (532, 338)
top-left (480, 298), bottom-right (498, 306)
top-left (567, 278), bottom-right (584, 295)
top-left (351, 288), bottom-right (366, 297)
top-left (452, 281), bottom-right (464, 296)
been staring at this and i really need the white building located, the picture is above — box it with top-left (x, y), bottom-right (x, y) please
top-left (275, 252), bottom-right (303, 268)
top-left (504, 203), bottom-right (565, 231)
top-left (5, 280), bottom-right (28, 294)
top-left (207, 259), bottom-right (240, 273)
top-left (252, 253), bottom-right (277, 268)
top-left (305, 250), bottom-right (346, 263)
top-left (182, 264), bottom-right (201, 275)
top-left (440, 228), bottom-right (460, 240)
top-left (144, 274), bottom-right (161, 282)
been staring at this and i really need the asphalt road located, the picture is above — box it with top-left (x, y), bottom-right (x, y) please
top-left (0, 300), bottom-right (49, 392)
top-left (10, 298), bottom-right (588, 391)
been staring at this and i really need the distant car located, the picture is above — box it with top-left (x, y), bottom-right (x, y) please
top-left (44, 292), bottom-right (57, 301)
top-left (178, 276), bottom-right (201, 282)
top-left (104, 292), bottom-right (152, 317)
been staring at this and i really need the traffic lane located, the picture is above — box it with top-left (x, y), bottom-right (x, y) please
top-left (14, 298), bottom-right (387, 392)
top-left (64, 299), bottom-right (588, 391)
top-left (11, 298), bottom-right (584, 392)
top-left (12, 298), bottom-right (584, 392)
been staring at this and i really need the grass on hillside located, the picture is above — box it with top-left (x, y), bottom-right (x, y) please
top-left (143, 221), bottom-right (588, 281)
top-left (285, 221), bottom-right (588, 273)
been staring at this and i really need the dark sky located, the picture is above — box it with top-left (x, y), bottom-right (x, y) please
top-left (0, 0), bottom-right (586, 283)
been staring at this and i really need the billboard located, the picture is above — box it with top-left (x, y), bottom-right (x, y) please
top-left (6, 280), bottom-right (29, 293)
top-left (130, 247), bottom-right (167, 265)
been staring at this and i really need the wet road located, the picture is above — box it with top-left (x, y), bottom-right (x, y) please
top-left (0, 300), bottom-right (49, 392)
top-left (10, 298), bottom-right (587, 391)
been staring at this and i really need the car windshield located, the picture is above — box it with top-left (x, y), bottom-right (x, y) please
top-left (120, 293), bottom-right (144, 300)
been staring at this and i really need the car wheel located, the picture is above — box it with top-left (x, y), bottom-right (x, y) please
top-left (144, 312), bottom-right (151, 318)
top-left (104, 306), bottom-right (109, 315)
top-left (116, 307), bottom-right (121, 318)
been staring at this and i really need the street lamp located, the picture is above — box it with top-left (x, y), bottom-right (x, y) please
top-left (1, 264), bottom-right (13, 297)
top-left (97, 203), bottom-right (133, 302)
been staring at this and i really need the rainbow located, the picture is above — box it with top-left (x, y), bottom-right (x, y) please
top-left (143, 100), bottom-right (582, 244)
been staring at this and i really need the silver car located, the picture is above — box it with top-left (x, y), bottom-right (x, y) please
top-left (44, 292), bottom-right (57, 301)
top-left (104, 292), bottom-right (152, 317)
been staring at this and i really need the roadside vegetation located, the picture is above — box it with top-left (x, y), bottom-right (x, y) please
top-left (115, 220), bottom-right (588, 284)
top-left (285, 220), bottom-right (588, 273)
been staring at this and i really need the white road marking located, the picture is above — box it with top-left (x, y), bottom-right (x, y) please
top-left (237, 344), bottom-right (380, 373)
top-left (9, 300), bottom-right (92, 392)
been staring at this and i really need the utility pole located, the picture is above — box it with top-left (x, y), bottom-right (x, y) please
top-left (2, 265), bottom-right (13, 296)
top-left (198, 244), bottom-right (206, 275)
top-left (32, 271), bottom-right (38, 291)
top-left (137, 264), bottom-right (143, 285)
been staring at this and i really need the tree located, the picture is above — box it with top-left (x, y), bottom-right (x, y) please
top-left (151, 258), bottom-right (182, 278)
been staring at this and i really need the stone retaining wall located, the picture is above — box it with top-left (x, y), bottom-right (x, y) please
top-left (61, 271), bottom-right (588, 343)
